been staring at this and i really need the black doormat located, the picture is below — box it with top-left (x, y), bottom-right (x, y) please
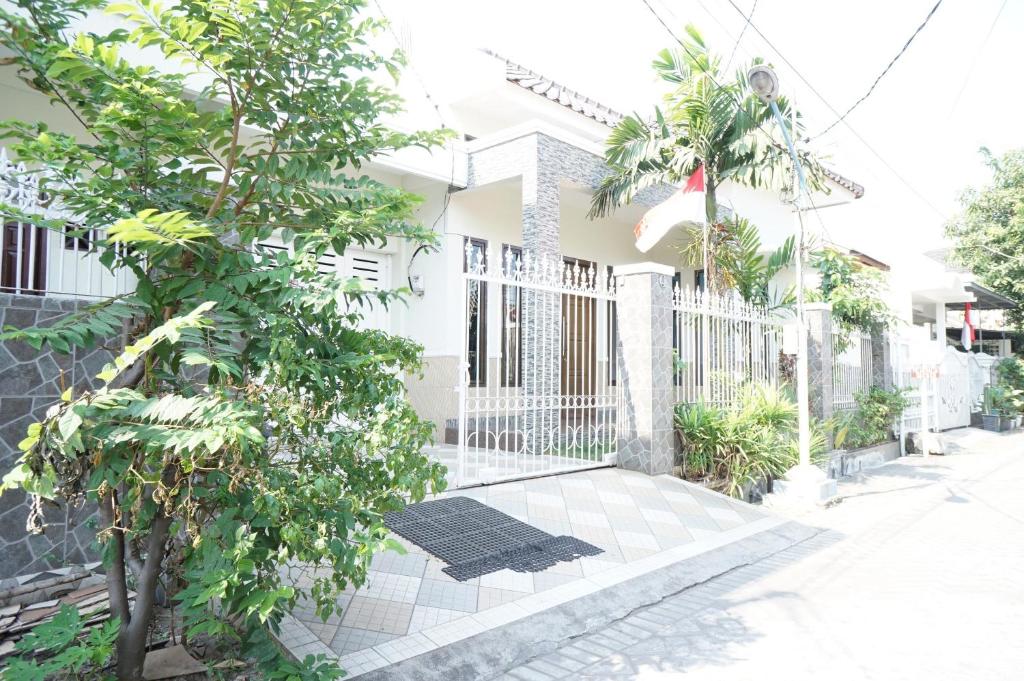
top-left (384, 496), bottom-right (603, 582)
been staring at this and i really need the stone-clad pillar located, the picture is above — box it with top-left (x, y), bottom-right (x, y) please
top-left (521, 150), bottom-right (561, 455)
top-left (614, 263), bottom-right (675, 475)
top-left (805, 302), bottom-right (834, 423)
top-left (871, 329), bottom-right (892, 390)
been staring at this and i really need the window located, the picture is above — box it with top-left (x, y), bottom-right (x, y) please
top-left (606, 265), bottom-right (617, 386)
top-left (694, 268), bottom-right (706, 291)
top-left (1, 222), bottom-right (47, 294)
top-left (464, 238), bottom-right (488, 387)
top-left (501, 245), bottom-right (522, 387)
top-left (63, 224), bottom-right (92, 251)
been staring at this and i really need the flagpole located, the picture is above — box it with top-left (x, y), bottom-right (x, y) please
top-left (701, 165), bottom-right (710, 403)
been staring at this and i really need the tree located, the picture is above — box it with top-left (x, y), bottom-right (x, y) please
top-left (810, 248), bottom-right (895, 337)
top-left (947, 148), bottom-right (1024, 328)
top-left (589, 24), bottom-right (823, 292)
top-left (678, 214), bottom-right (795, 310)
top-left (0, 1), bottom-right (447, 678)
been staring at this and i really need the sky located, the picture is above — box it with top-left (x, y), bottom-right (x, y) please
top-left (379, 0), bottom-right (1023, 269)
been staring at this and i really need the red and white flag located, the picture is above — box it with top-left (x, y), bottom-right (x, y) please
top-left (633, 165), bottom-right (706, 253)
top-left (961, 302), bottom-right (976, 350)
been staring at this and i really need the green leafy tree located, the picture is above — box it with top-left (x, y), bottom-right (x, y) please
top-left (946, 148), bottom-right (1024, 328)
top-left (678, 214), bottom-right (795, 310)
top-left (0, 1), bottom-right (447, 679)
top-left (589, 24), bottom-right (822, 292)
top-left (810, 248), bottom-right (895, 337)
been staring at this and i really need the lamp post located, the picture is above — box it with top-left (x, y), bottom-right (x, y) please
top-left (748, 65), bottom-right (835, 503)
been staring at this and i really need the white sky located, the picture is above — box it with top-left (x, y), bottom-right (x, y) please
top-left (381, 0), bottom-right (1022, 268)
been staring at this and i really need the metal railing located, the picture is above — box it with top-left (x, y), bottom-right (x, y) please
top-left (832, 329), bottom-right (872, 412)
top-left (456, 244), bottom-right (619, 487)
top-left (0, 147), bottom-right (135, 300)
top-left (672, 286), bottom-right (783, 408)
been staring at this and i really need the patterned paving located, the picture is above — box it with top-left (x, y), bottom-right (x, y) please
top-left (279, 467), bottom-right (770, 674)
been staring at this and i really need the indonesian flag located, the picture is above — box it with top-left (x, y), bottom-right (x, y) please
top-left (633, 165), bottom-right (706, 253)
top-left (961, 302), bottom-right (976, 350)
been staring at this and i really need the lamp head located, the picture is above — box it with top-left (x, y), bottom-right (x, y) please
top-left (747, 65), bottom-right (780, 102)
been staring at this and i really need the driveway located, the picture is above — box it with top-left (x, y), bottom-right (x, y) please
top-left (496, 428), bottom-right (1024, 681)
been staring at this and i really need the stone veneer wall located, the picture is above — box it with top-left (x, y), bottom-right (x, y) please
top-left (0, 293), bottom-right (117, 576)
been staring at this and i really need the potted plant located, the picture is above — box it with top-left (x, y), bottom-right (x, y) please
top-left (982, 386), bottom-right (1004, 432)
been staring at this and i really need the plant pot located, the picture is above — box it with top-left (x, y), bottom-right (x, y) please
top-left (1015, 416), bottom-right (1022, 429)
top-left (999, 416), bottom-right (1013, 432)
top-left (981, 414), bottom-right (1001, 432)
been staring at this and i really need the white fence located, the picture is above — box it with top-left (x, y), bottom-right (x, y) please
top-left (672, 287), bottom-right (783, 408)
top-left (894, 334), bottom-right (997, 449)
top-left (456, 245), bottom-right (619, 487)
top-left (832, 330), bottom-right (872, 412)
top-left (0, 147), bottom-right (134, 299)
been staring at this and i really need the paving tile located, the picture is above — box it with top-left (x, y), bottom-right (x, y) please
top-left (373, 631), bottom-right (437, 663)
top-left (329, 626), bottom-right (398, 655)
top-left (421, 615), bottom-right (487, 647)
top-left (355, 571), bottom-right (421, 604)
top-left (423, 558), bottom-right (479, 584)
top-left (407, 605), bottom-right (462, 633)
top-left (369, 550), bottom-right (428, 577)
top-left (567, 509), bottom-right (611, 528)
top-left (478, 585), bottom-right (530, 610)
top-left (532, 571), bottom-right (579, 591)
top-left (606, 514), bottom-right (651, 533)
top-left (340, 596), bottom-right (414, 635)
top-left (480, 569), bottom-right (535, 592)
top-left (337, 647), bottom-right (390, 677)
top-left (416, 578), bottom-right (479, 612)
top-left (613, 529), bottom-right (660, 551)
top-left (526, 491), bottom-right (565, 507)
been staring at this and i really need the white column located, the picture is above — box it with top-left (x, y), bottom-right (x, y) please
top-left (933, 302), bottom-right (946, 351)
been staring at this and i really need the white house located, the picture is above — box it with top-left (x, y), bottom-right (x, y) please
top-left (0, 31), bottom-right (996, 486)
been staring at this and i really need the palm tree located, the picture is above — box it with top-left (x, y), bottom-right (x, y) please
top-left (678, 214), bottom-right (796, 311)
top-left (590, 25), bottom-right (821, 292)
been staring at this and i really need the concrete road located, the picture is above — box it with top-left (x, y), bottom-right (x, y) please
top-left (496, 428), bottom-right (1024, 681)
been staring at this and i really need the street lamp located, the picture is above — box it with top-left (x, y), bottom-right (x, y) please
top-left (748, 65), bottom-right (834, 504)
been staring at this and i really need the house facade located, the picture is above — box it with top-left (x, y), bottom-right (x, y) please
top-left (0, 33), bottom-right (1001, 573)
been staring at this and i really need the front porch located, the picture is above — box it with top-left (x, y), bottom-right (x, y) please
top-left (275, 466), bottom-right (782, 677)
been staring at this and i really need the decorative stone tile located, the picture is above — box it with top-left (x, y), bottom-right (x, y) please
top-left (370, 550), bottom-right (428, 578)
top-left (341, 597), bottom-right (414, 635)
top-left (415, 578), bottom-right (479, 612)
top-left (477, 586), bottom-right (530, 610)
top-left (479, 569), bottom-right (535, 593)
top-left (355, 571), bottom-right (421, 604)
top-left (407, 605), bottom-right (462, 633)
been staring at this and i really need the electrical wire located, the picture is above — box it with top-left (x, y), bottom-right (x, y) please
top-left (716, 0), bottom-right (949, 222)
top-left (724, 0), bottom-right (758, 73)
top-left (809, 0), bottom-right (944, 140)
top-left (947, 0), bottom-right (1009, 118)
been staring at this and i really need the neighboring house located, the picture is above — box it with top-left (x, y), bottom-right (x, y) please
top-left (923, 247), bottom-right (1016, 357)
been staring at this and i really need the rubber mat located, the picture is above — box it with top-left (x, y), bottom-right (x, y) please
top-left (384, 496), bottom-right (603, 581)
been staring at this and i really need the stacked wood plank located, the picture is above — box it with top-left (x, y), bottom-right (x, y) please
top-left (0, 564), bottom-right (134, 662)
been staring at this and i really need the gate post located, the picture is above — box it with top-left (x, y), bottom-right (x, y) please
top-left (805, 302), bottom-right (834, 423)
top-left (871, 328), bottom-right (893, 390)
top-left (613, 263), bottom-right (675, 476)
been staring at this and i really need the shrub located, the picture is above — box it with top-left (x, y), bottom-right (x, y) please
top-left (838, 387), bottom-right (910, 449)
top-left (674, 384), bottom-right (827, 499)
top-left (995, 357), bottom-right (1024, 394)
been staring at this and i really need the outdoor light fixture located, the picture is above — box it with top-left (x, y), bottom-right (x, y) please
top-left (747, 65), bottom-right (780, 102)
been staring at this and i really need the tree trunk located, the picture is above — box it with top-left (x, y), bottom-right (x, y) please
top-left (703, 177), bottom-right (718, 292)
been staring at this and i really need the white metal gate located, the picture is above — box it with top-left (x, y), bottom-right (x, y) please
top-left (456, 244), bottom-right (618, 487)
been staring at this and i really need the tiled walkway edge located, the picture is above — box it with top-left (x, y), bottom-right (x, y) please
top-left (278, 516), bottom-right (820, 679)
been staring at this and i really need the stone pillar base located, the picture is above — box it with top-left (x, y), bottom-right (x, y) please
top-left (766, 464), bottom-right (838, 509)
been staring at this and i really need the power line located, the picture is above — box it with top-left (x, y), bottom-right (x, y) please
top-left (718, 0), bottom-right (949, 222)
top-left (810, 0), bottom-right (944, 140)
top-left (948, 0), bottom-right (1008, 118)
top-left (725, 0), bottom-right (758, 73)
